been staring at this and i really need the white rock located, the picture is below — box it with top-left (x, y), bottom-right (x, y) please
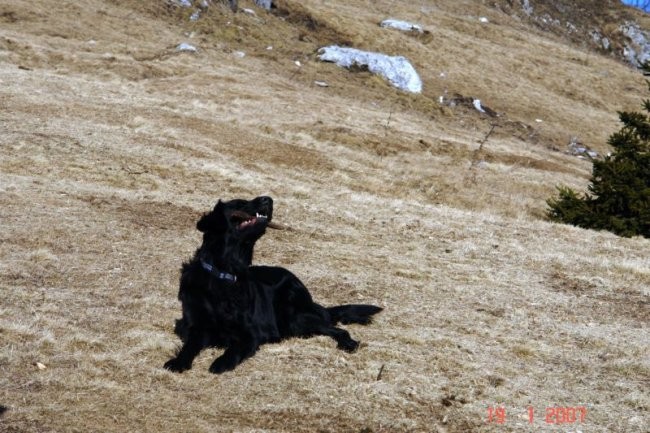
top-left (380, 18), bottom-right (423, 33)
top-left (318, 45), bottom-right (422, 93)
top-left (254, 0), bottom-right (272, 10)
top-left (176, 43), bottom-right (197, 52)
top-left (473, 99), bottom-right (485, 113)
top-left (479, 17), bottom-right (489, 23)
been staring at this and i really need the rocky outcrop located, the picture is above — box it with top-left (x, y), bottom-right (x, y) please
top-left (492, 0), bottom-right (650, 70)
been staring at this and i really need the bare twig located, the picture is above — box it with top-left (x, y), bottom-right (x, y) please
top-left (465, 123), bottom-right (497, 185)
top-left (471, 123), bottom-right (497, 165)
top-left (384, 101), bottom-right (396, 137)
top-left (376, 364), bottom-right (385, 381)
top-left (123, 165), bottom-right (148, 175)
top-left (384, 110), bottom-right (393, 135)
top-left (479, 123), bottom-right (496, 146)
top-left (267, 221), bottom-right (292, 231)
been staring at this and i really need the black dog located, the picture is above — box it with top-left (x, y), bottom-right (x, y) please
top-left (164, 196), bottom-right (382, 374)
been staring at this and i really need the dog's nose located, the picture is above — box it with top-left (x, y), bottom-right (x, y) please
top-left (258, 196), bottom-right (273, 206)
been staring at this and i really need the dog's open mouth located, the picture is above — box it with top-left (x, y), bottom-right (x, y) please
top-left (230, 210), bottom-right (283, 230)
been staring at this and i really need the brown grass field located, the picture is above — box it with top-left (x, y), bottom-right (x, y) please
top-left (1, 0), bottom-right (648, 431)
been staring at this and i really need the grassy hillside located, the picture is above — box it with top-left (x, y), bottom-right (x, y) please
top-left (0, 0), bottom-right (648, 432)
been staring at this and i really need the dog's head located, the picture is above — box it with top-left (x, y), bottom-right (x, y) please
top-left (196, 196), bottom-right (278, 242)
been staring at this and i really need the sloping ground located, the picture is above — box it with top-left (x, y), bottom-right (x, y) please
top-left (0, 0), bottom-right (648, 432)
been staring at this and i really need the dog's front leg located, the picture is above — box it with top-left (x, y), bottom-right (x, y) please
top-left (164, 327), bottom-right (204, 373)
top-left (208, 336), bottom-right (259, 374)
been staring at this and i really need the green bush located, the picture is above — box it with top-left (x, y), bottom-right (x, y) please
top-left (547, 87), bottom-right (650, 238)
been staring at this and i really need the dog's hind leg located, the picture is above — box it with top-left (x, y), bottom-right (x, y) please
top-left (320, 326), bottom-right (359, 353)
top-left (163, 327), bottom-right (204, 373)
top-left (290, 313), bottom-right (360, 352)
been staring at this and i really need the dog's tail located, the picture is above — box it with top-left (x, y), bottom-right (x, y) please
top-left (327, 304), bottom-right (383, 325)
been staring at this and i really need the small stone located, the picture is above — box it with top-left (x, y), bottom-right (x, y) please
top-left (176, 43), bottom-right (197, 52)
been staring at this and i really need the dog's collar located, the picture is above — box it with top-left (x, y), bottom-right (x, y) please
top-left (200, 259), bottom-right (237, 283)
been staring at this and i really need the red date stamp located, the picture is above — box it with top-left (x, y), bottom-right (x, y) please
top-left (544, 406), bottom-right (587, 424)
top-left (487, 406), bottom-right (507, 424)
top-left (487, 405), bottom-right (587, 425)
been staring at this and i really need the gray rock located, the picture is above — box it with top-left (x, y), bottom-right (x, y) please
top-left (590, 30), bottom-right (611, 51)
top-left (568, 137), bottom-right (598, 159)
top-left (621, 21), bottom-right (650, 67)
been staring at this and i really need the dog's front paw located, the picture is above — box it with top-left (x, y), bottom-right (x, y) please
top-left (163, 358), bottom-right (190, 373)
top-left (338, 339), bottom-right (360, 353)
top-left (208, 357), bottom-right (236, 374)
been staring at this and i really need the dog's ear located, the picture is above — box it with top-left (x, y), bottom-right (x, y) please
top-left (196, 200), bottom-right (227, 233)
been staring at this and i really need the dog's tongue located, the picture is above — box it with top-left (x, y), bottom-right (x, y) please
top-left (239, 218), bottom-right (257, 229)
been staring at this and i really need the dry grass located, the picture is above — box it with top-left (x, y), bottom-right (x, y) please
top-left (1, 0), bottom-right (648, 432)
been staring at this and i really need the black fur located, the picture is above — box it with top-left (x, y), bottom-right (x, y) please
top-left (164, 196), bottom-right (382, 374)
